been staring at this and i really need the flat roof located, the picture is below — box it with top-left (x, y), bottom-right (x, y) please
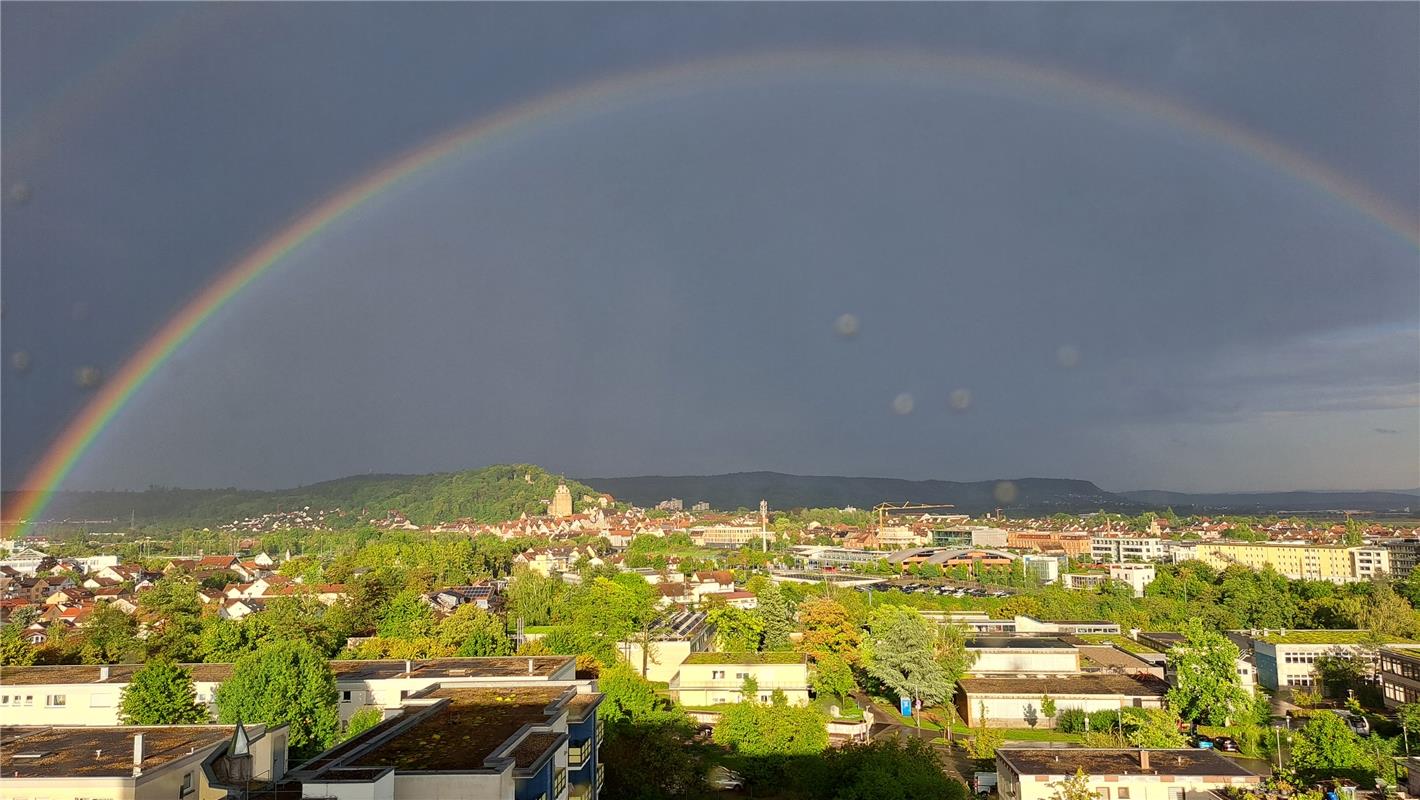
top-left (0, 656), bottom-right (574, 686)
top-left (998, 748), bottom-right (1259, 779)
top-left (0, 725), bottom-right (243, 778)
top-left (351, 686), bottom-right (568, 772)
top-left (684, 651), bottom-right (806, 665)
top-left (968, 636), bottom-right (1075, 650)
top-left (1077, 646), bottom-right (1155, 671)
top-left (1070, 634), bottom-right (1164, 655)
top-left (960, 674), bottom-right (1167, 696)
top-left (1252, 631), bottom-right (1419, 645)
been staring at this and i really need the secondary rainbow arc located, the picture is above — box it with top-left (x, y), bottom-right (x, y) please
top-left (12, 48), bottom-right (1418, 534)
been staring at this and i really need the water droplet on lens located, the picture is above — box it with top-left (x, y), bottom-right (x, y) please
top-left (834, 313), bottom-right (860, 338)
top-left (10, 351), bottom-right (32, 373)
top-left (891, 393), bottom-right (915, 415)
top-left (74, 365), bottom-right (102, 389)
top-left (948, 388), bottom-right (972, 412)
top-left (1056, 345), bottom-right (1081, 368)
top-left (993, 480), bottom-right (1019, 505)
top-left (7, 182), bottom-right (31, 205)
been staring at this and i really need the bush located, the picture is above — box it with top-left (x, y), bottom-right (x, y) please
top-left (1057, 708), bottom-right (1087, 733)
top-left (1089, 709), bottom-right (1122, 734)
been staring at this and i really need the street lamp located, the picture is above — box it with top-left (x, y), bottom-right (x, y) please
top-left (1273, 726), bottom-right (1283, 771)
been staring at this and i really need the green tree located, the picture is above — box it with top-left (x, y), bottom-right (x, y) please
top-left (375, 589), bottom-right (437, 639)
top-left (1047, 769), bottom-right (1095, 800)
top-left (119, 659), bottom-right (209, 724)
top-left (438, 604), bottom-right (513, 656)
top-left (600, 717), bottom-right (707, 800)
top-left (707, 602), bottom-right (764, 651)
top-left (504, 567), bottom-right (566, 626)
top-left (597, 662), bottom-right (679, 723)
top-left (139, 573), bottom-right (203, 660)
top-left (1313, 650), bottom-right (1372, 699)
top-left (0, 623), bottom-right (36, 666)
top-left (1165, 620), bottom-right (1251, 725)
top-left (214, 641), bottom-right (339, 759)
top-left (714, 691), bottom-right (828, 757)
top-left (1040, 694), bottom-right (1057, 722)
top-left (79, 603), bottom-right (139, 664)
top-left (741, 673), bottom-right (761, 701)
top-left (965, 701), bottom-right (1005, 761)
top-left (811, 738), bottom-right (968, 800)
top-left (757, 583), bottom-right (795, 651)
top-left (1288, 712), bottom-right (1367, 779)
top-left (862, 605), bottom-right (955, 707)
top-left (339, 706), bottom-right (384, 743)
top-left (812, 652), bottom-right (858, 699)
top-left (1123, 708), bottom-right (1187, 748)
top-left (1397, 701), bottom-right (1420, 741)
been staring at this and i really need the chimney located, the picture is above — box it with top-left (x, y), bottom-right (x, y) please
top-left (1138, 749), bottom-right (1149, 770)
top-left (132, 733), bottom-right (144, 775)
top-left (404, 659), bottom-right (412, 676)
top-left (99, 665), bottom-right (110, 681)
top-left (528, 658), bottom-right (535, 675)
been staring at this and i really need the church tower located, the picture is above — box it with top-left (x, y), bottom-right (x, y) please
top-left (551, 482), bottom-right (573, 518)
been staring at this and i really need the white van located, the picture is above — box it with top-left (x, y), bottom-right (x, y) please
top-left (1330, 709), bottom-right (1371, 735)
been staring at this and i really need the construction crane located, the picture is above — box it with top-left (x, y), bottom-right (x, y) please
top-left (872, 502), bottom-right (957, 531)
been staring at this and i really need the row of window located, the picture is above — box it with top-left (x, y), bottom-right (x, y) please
top-left (0, 694), bottom-right (66, 707)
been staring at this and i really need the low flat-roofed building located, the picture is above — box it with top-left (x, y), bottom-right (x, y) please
top-left (996, 747), bottom-right (1260, 800)
top-left (958, 674), bottom-right (1167, 728)
top-left (1137, 632), bottom-right (1255, 693)
top-left (0, 656), bottom-right (578, 726)
top-left (1074, 644), bottom-right (1167, 680)
top-left (294, 681), bottom-right (604, 800)
top-left (967, 636), bottom-right (1081, 676)
top-left (1, 722), bottom-right (288, 799)
top-left (671, 652), bottom-right (810, 707)
top-left (1239, 629), bottom-right (1420, 693)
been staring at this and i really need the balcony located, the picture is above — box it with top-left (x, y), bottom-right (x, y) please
top-left (568, 742), bottom-right (590, 767)
top-left (597, 763), bottom-right (606, 789)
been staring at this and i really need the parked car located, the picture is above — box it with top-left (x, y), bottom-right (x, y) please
top-left (1191, 734), bottom-right (1214, 749)
top-left (708, 766), bottom-right (744, 790)
top-left (1330, 709), bottom-right (1370, 735)
top-left (1212, 736), bottom-right (1240, 752)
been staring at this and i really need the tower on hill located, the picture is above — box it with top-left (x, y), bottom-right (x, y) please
top-left (551, 483), bottom-right (572, 518)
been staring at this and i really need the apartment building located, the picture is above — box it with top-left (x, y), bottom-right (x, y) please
top-left (0, 656), bottom-right (580, 727)
top-left (0, 722), bottom-right (288, 800)
top-left (669, 652), bottom-right (810, 706)
top-left (1191, 542), bottom-right (1390, 583)
top-left (293, 682), bottom-right (603, 800)
top-left (1380, 539), bottom-right (1420, 580)
top-left (1109, 563), bottom-right (1157, 597)
top-left (1379, 646), bottom-right (1420, 708)
top-left (996, 748), bottom-right (1260, 800)
top-left (1090, 536), bottom-right (1167, 563)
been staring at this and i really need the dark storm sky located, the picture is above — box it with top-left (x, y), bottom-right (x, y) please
top-left (3, 3), bottom-right (1417, 494)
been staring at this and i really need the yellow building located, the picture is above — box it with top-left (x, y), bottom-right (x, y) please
top-left (670, 652), bottom-right (810, 706)
top-left (1192, 542), bottom-right (1389, 583)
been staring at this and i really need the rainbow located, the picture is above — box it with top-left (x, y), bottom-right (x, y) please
top-left (11, 48), bottom-right (1418, 531)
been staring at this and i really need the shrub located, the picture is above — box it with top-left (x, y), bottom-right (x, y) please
top-left (1057, 708), bottom-right (1087, 733)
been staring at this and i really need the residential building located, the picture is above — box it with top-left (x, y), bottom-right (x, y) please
top-left (656, 498), bottom-right (683, 511)
top-left (293, 682), bottom-right (603, 800)
top-left (0, 656), bottom-right (579, 727)
top-left (1380, 646), bottom-right (1420, 708)
top-left (670, 652), bottom-right (810, 707)
top-left (995, 748), bottom-right (1260, 800)
top-left (1091, 536), bottom-right (1166, 563)
top-left (1191, 542), bottom-right (1390, 583)
top-left (1380, 538), bottom-right (1420, 580)
top-left (958, 674), bottom-right (1167, 728)
top-left (691, 501), bottom-right (710, 512)
top-left (1061, 572), bottom-right (1108, 591)
top-left (1, 722), bottom-right (288, 799)
top-left (1109, 563), bottom-right (1157, 597)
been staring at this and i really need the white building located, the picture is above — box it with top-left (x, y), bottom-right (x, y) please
top-left (1090, 536), bottom-right (1167, 563)
top-left (1108, 563), bottom-right (1156, 597)
top-left (996, 748), bottom-right (1259, 800)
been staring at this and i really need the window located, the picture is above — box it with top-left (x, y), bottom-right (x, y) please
top-left (1097, 790), bottom-right (1110, 800)
top-left (711, 670), bottom-right (725, 679)
top-left (735, 672), bottom-right (749, 679)
top-left (24, 695), bottom-right (33, 706)
top-left (180, 771), bottom-right (195, 797)
top-left (45, 694), bottom-right (66, 707)
top-left (1118, 790), bottom-right (1130, 799)
top-left (341, 690), bottom-right (353, 703)
top-left (1168, 788), bottom-right (1184, 800)
top-left (0, 695), bottom-right (7, 705)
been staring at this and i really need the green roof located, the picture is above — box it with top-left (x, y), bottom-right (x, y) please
top-left (1257, 630), bottom-right (1420, 645)
top-left (684, 651), bottom-right (806, 665)
top-left (1075, 634), bottom-right (1162, 655)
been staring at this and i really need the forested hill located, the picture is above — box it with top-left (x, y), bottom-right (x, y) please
top-left (3, 465), bottom-right (598, 528)
top-left (1120, 489), bottom-right (1418, 513)
top-left (577, 472), bottom-right (1132, 514)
